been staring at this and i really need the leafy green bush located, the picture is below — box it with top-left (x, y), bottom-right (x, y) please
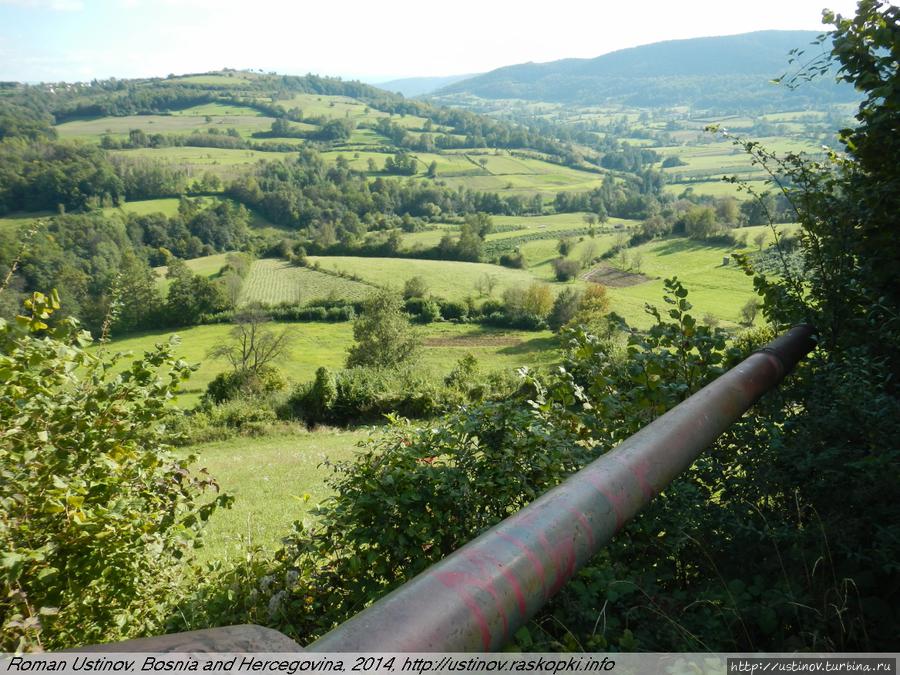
top-left (347, 290), bottom-right (420, 369)
top-left (0, 291), bottom-right (229, 651)
top-left (208, 397), bottom-right (278, 433)
top-left (205, 364), bottom-right (287, 404)
top-left (404, 297), bottom-right (441, 324)
top-left (440, 300), bottom-right (468, 321)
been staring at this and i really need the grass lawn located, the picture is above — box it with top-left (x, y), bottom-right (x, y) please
top-left (56, 113), bottom-right (274, 141)
top-left (0, 211), bottom-right (54, 234)
top-left (187, 428), bottom-right (375, 563)
top-left (239, 259), bottom-right (374, 305)
top-left (602, 226), bottom-right (794, 327)
top-left (306, 256), bottom-right (543, 301)
top-left (105, 321), bottom-right (559, 408)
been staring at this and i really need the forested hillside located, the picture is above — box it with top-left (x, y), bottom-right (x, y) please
top-left (437, 31), bottom-right (859, 112)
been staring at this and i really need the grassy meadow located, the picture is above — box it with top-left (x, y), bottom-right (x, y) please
top-left (187, 429), bottom-right (374, 564)
top-left (105, 321), bottom-right (558, 408)
top-left (306, 256), bottom-right (543, 301)
top-left (56, 107), bottom-right (274, 141)
top-left (239, 259), bottom-right (374, 305)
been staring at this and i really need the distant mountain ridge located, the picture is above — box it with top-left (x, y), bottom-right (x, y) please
top-left (375, 74), bottom-right (477, 97)
top-left (434, 31), bottom-right (857, 112)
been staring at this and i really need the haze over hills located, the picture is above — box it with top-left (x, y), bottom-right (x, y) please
top-left (434, 31), bottom-right (857, 112)
top-left (375, 74), bottom-right (477, 97)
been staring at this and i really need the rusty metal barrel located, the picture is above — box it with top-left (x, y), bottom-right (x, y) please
top-left (307, 324), bottom-right (817, 652)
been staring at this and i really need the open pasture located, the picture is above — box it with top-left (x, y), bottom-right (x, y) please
top-left (167, 72), bottom-right (257, 86)
top-left (306, 256), bottom-right (543, 301)
top-left (276, 94), bottom-right (430, 130)
top-left (109, 146), bottom-right (287, 180)
top-left (663, 179), bottom-right (769, 199)
top-left (55, 110), bottom-right (275, 141)
top-left (239, 259), bottom-right (374, 306)
top-left (153, 251), bottom-right (233, 281)
top-left (169, 102), bottom-right (264, 117)
top-left (0, 211), bottom-right (53, 234)
top-left (103, 196), bottom-right (282, 232)
top-left (105, 321), bottom-right (558, 408)
top-left (601, 225), bottom-right (795, 327)
top-left (520, 234), bottom-right (620, 282)
top-left (438, 166), bottom-right (603, 195)
top-left (187, 429), bottom-right (372, 563)
top-left (487, 213), bottom-right (636, 240)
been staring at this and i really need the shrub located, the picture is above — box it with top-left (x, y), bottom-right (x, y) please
top-left (551, 257), bottom-right (581, 281)
top-left (207, 397), bottom-right (278, 433)
top-left (404, 296), bottom-right (440, 323)
top-left (548, 287), bottom-right (582, 331)
top-left (440, 300), bottom-right (468, 321)
top-left (0, 292), bottom-right (229, 650)
top-left (498, 251), bottom-right (525, 268)
top-left (403, 276), bottom-right (428, 300)
top-left (205, 365), bottom-right (287, 404)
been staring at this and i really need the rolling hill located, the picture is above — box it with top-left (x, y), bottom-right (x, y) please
top-left (375, 74), bottom-right (478, 97)
top-left (435, 31), bottom-right (857, 112)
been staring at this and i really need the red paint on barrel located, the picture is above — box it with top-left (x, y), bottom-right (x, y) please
top-left (562, 505), bottom-right (596, 548)
top-left (435, 571), bottom-right (493, 650)
top-left (583, 474), bottom-right (626, 529)
top-left (496, 531), bottom-right (547, 592)
top-left (470, 549), bottom-right (528, 617)
top-left (631, 458), bottom-right (657, 501)
top-left (536, 531), bottom-right (575, 596)
top-left (460, 552), bottom-right (510, 637)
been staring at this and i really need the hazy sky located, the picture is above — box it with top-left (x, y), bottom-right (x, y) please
top-left (0, 0), bottom-right (861, 83)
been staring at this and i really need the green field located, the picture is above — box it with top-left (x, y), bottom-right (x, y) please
top-left (55, 108), bottom-right (274, 141)
top-left (0, 211), bottom-right (53, 234)
top-left (436, 155), bottom-right (605, 195)
top-left (521, 234), bottom-right (619, 282)
top-left (103, 196), bottom-right (283, 234)
top-left (105, 321), bottom-right (558, 408)
top-left (187, 429), bottom-right (372, 563)
top-left (306, 256), bottom-right (545, 301)
top-left (601, 225), bottom-right (792, 327)
top-left (110, 146), bottom-right (292, 180)
top-left (275, 94), bottom-right (430, 130)
top-left (239, 259), bottom-right (374, 305)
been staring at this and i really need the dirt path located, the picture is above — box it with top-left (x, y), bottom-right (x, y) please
top-left (581, 263), bottom-right (652, 287)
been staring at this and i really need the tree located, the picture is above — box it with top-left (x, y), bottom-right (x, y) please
top-left (548, 287), bottom-right (582, 331)
top-left (455, 221), bottom-right (483, 262)
top-left (715, 197), bottom-right (739, 225)
top-left (475, 272), bottom-right (499, 297)
top-left (165, 271), bottom-right (227, 325)
top-left (208, 306), bottom-right (289, 375)
top-left (753, 231), bottom-right (767, 250)
top-left (630, 250), bottom-right (644, 273)
top-left (346, 289), bottom-right (420, 369)
top-left (552, 257), bottom-right (580, 281)
top-left (570, 283), bottom-right (610, 329)
top-left (739, 193), bottom-right (776, 226)
top-left (465, 212), bottom-right (493, 238)
top-left (403, 275), bottom-right (428, 300)
top-left (739, 297), bottom-right (759, 326)
top-left (580, 241), bottom-right (598, 269)
top-left (557, 237), bottom-right (574, 256)
top-left (682, 205), bottom-right (718, 239)
top-left (110, 250), bottom-right (162, 334)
